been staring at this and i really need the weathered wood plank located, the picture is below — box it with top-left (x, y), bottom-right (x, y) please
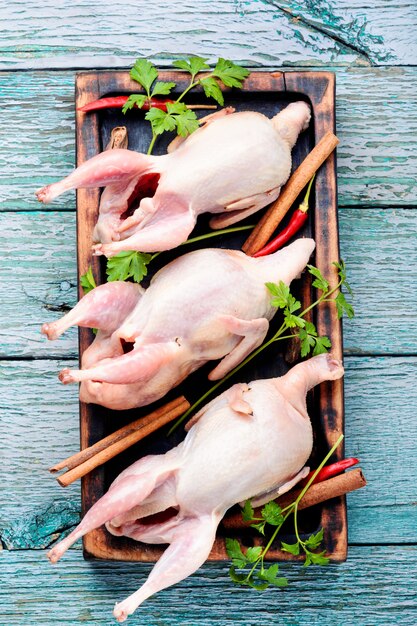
top-left (0, 212), bottom-right (78, 358)
top-left (1, 0), bottom-right (415, 69)
top-left (1, 209), bottom-right (415, 358)
top-left (1, 547), bottom-right (417, 625)
top-left (1, 67), bottom-right (415, 210)
top-left (0, 357), bottom-right (415, 548)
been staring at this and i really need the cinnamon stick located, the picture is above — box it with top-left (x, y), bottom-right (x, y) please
top-left (105, 126), bottom-right (128, 150)
top-left (49, 396), bottom-right (190, 487)
top-left (242, 131), bottom-right (339, 256)
top-left (222, 468), bottom-right (366, 529)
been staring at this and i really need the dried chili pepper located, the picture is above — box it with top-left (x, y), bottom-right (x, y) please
top-left (77, 96), bottom-right (174, 113)
top-left (78, 96), bottom-right (216, 113)
top-left (300, 457), bottom-right (360, 487)
top-left (253, 174), bottom-right (316, 258)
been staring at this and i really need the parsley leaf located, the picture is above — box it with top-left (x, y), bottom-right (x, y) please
top-left (168, 102), bottom-right (200, 136)
top-left (80, 266), bottom-right (96, 294)
top-left (335, 292), bottom-right (355, 319)
top-left (307, 264), bottom-right (329, 292)
top-left (261, 501), bottom-right (284, 526)
top-left (122, 94), bottom-right (147, 114)
top-left (266, 281), bottom-right (290, 309)
top-left (225, 538), bottom-right (247, 569)
top-left (305, 528), bottom-right (324, 550)
top-left (259, 564), bottom-right (288, 587)
top-left (229, 566), bottom-right (249, 585)
top-left (284, 295), bottom-right (305, 328)
top-left (250, 521), bottom-right (266, 535)
top-left (241, 500), bottom-right (254, 522)
top-left (313, 335), bottom-right (332, 356)
top-left (281, 541), bottom-right (301, 556)
top-left (304, 550), bottom-right (329, 567)
top-left (145, 107), bottom-right (177, 135)
top-left (130, 59), bottom-right (158, 96)
top-left (151, 81), bottom-right (176, 97)
top-left (212, 58), bottom-right (250, 88)
top-left (106, 251), bottom-right (152, 283)
top-left (246, 546), bottom-right (263, 563)
top-left (146, 102), bottom-right (199, 138)
top-left (200, 76), bottom-right (225, 106)
top-left (173, 56), bottom-right (210, 78)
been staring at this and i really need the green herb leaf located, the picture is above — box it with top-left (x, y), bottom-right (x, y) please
top-left (228, 566), bottom-right (249, 585)
top-left (145, 107), bottom-right (177, 135)
top-left (246, 546), bottom-right (263, 563)
top-left (130, 59), bottom-right (158, 96)
top-left (305, 528), bottom-right (324, 550)
top-left (80, 266), bottom-right (96, 294)
top-left (200, 76), bottom-right (225, 106)
top-left (250, 521), bottom-right (266, 535)
top-left (259, 564), bottom-right (289, 587)
top-left (335, 292), bottom-right (355, 319)
top-left (305, 549), bottom-right (329, 567)
top-left (313, 335), bottom-right (332, 356)
top-left (261, 501), bottom-right (284, 526)
top-left (167, 102), bottom-right (200, 137)
top-left (266, 281), bottom-right (290, 309)
top-left (212, 58), bottom-right (250, 88)
top-left (241, 500), bottom-right (254, 522)
top-left (122, 94), bottom-right (148, 114)
top-left (281, 541), bottom-right (301, 556)
top-left (150, 81), bottom-right (176, 97)
top-left (247, 575), bottom-right (269, 591)
top-left (225, 538), bottom-right (247, 569)
top-left (146, 102), bottom-right (199, 138)
top-left (307, 264), bottom-right (329, 292)
top-left (333, 259), bottom-right (353, 295)
top-left (106, 251), bottom-right (152, 283)
top-left (173, 56), bottom-right (210, 78)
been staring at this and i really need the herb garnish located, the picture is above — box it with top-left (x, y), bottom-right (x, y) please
top-left (122, 56), bottom-right (249, 154)
top-left (225, 434), bottom-right (344, 590)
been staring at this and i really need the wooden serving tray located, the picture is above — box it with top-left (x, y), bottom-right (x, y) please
top-left (75, 70), bottom-right (346, 562)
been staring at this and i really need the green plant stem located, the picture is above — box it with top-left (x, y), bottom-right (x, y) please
top-left (148, 224), bottom-right (255, 264)
top-left (147, 132), bottom-right (158, 155)
top-left (292, 434), bottom-right (344, 544)
top-left (241, 433), bottom-right (344, 579)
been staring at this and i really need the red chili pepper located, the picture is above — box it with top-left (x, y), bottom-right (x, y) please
top-left (77, 96), bottom-right (175, 113)
top-left (254, 174), bottom-right (316, 258)
top-left (300, 457), bottom-right (360, 487)
top-left (78, 97), bottom-right (217, 114)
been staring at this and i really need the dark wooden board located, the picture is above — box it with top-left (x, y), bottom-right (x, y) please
top-left (75, 70), bottom-right (344, 562)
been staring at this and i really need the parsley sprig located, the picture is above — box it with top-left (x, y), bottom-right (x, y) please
top-left (122, 56), bottom-right (249, 155)
top-left (225, 434), bottom-right (343, 590)
top-left (80, 225), bottom-right (254, 287)
top-left (168, 261), bottom-right (354, 434)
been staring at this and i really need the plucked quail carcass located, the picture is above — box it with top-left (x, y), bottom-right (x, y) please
top-left (48, 353), bottom-right (344, 622)
top-left (35, 101), bottom-right (311, 255)
top-left (41, 238), bottom-right (315, 410)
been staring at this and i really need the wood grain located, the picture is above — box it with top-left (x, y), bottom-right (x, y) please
top-left (1, 0), bottom-right (415, 69)
top-left (1, 357), bottom-right (416, 548)
top-left (1, 67), bottom-right (415, 212)
top-left (1, 207), bottom-right (416, 359)
top-left (2, 547), bottom-right (417, 625)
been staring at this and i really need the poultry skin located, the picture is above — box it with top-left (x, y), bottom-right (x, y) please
top-left (41, 238), bottom-right (315, 410)
top-left (35, 101), bottom-right (311, 254)
top-left (48, 353), bottom-right (344, 622)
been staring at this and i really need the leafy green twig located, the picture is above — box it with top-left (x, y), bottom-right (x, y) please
top-left (225, 434), bottom-right (344, 590)
top-left (80, 224), bottom-right (255, 288)
top-left (168, 261), bottom-right (354, 434)
top-left (122, 57), bottom-right (249, 155)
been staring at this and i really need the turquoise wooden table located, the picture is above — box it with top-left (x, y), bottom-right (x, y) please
top-left (1, 1), bottom-right (417, 624)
